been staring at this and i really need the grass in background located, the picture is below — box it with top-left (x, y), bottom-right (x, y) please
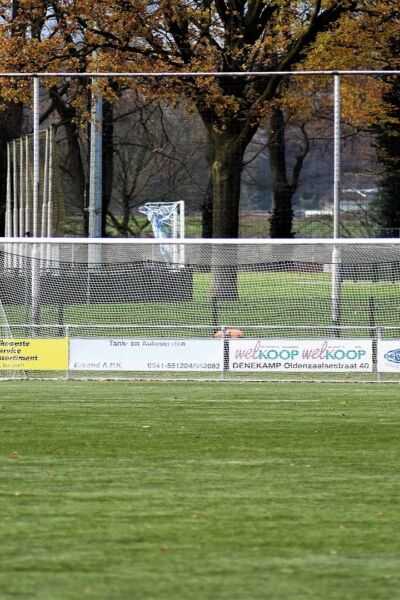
top-left (1, 381), bottom-right (400, 600)
top-left (6, 269), bottom-right (400, 333)
top-left (97, 213), bottom-right (379, 239)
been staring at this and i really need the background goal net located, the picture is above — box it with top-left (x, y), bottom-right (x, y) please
top-left (1, 238), bottom-right (400, 381)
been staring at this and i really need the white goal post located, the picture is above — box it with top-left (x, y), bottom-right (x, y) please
top-left (1, 237), bottom-right (400, 381)
top-left (139, 201), bottom-right (185, 266)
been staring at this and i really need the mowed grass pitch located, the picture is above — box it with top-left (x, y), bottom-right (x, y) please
top-left (1, 382), bottom-right (399, 600)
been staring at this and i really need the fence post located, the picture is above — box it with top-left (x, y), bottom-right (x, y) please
top-left (331, 74), bottom-right (342, 332)
top-left (32, 76), bottom-right (40, 238)
top-left (376, 326), bottom-right (382, 383)
top-left (333, 73), bottom-right (341, 238)
top-left (221, 326), bottom-right (228, 381)
top-left (65, 324), bottom-right (70, 380)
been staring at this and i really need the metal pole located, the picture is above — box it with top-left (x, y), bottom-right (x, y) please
top-left (33, 76), bottom-right (40, 237)
top-left (6, 143), bottom-right (12, 237)
top-left (0, 69), bottom-right (399, 79)
top-left (42, 128), bottom-right (49, 238)
top-left (12, 140), bottom-right (18, 237)
top-left (41, 129), bottom-right (49, 268)
top-left (331, 74), bottom-right (341, 331)
top-left (333, 74), bottom-right (341, 238)
top-left (18, 138), bottom-right (25, 271)
top-left (47, 127), bottom-right (55, 268)
top-left (5, 143), bottom-right (12, 271)
top-left (88, 78), bottom-right (103, 275)
top-left (32, 76), bottom-right (41, 333)
top-left (25, 135), bottom-right (30, 235)
top-left (19, 138), bottom-right (25, 238)
top-left (47, 127), bottom-right (54, 237)
top-left (376, 327), bottom-right (382, 383)
top-left (88, 79), bottom-right (103, 239)
top-left (178, 200), bottom-right (185, 266)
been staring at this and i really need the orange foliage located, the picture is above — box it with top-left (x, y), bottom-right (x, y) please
top-left (0, 2), bottom-right (398, 131)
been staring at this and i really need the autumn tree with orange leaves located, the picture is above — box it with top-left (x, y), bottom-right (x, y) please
top-left (0, 0), bottom-right (398, 238)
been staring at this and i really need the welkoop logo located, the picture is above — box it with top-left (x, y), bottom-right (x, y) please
top-left (383, 348), bottom-right (400, 364)
top-left (229, 339), bottom-right (373, 372)
top-left (233, 340), bottom-right (367, 362)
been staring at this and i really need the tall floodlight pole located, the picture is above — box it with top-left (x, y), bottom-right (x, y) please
top-left (333, 74), bottom-right (341, 239)
top-left (88, 77), bottom-right (103, 277)
top-left (88, 78), bottom-right (103, 240)
top-left (332, 74), bottom-right (342, 330)
top-left (33, 76), bottom-right (40, 237)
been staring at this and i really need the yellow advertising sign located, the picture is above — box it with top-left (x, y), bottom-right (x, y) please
top-left (0, 338), bottom-right (68, 371)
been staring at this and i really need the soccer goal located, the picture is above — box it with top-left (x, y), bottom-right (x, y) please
top-left (1, 237), bottom-right (400, 381)
top-left (139, 201), bottom-right (185, 266)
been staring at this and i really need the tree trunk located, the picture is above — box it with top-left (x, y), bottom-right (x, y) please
top-left (268, 107), bottom-right (294, 238)
top-left (202, 177), bottom-right (213, 238)
top-left (210, 130), bottom-right (247, 238)
top-left (201, 135), bottom-right (214, 238)
top-left (379, 175), bottom-right (400, 233)
top-left (211, 146), bottom-right (242, 238)
top-left (377, 69), bottom-right (400, 235)
top-left (49, 86), bottom-right (86, 234)
top-left (208, 127), bottom-right (249, 303)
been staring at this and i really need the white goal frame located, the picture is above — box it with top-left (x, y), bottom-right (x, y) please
top-left (139, 201), bottom-right (185, 266)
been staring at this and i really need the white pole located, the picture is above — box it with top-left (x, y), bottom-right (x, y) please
top-left (12, 140), bottom-right (18, 237)
top-left (5, 143), bottom-right (12, 271)
top-left (88, 78), bottom-right (103, 270)
top-left (88, 80), bottom-right (103, 239)
top-left (19, 138), bottom-right (25, 238)
top-left (25, 135), bottom-right (30, 235)
top-left (333, 74), bottom-right (341, 239)
top-left (47, 127), bottom-right (56, 268)
top-left (178, 200), bottom-right (185, 266)
top-left (6, 143), bottom-right (12, 237)
top-left (32, 76), bottom-right (41, 331)
top-left (17, 138), bottom-right (25, 270)
top-left (332, 74), bottom-right (341, 329)
top-left (40, 129), bottom-right (50, 267)
top-left (11, 140), bottom-right (19, 270)
top-left (47, 127), bottom-right (54, 237)
top-left (41, 129), bottom-right (49, 237)
top-left (33, 76), bottom-right (40, 237)
top-left (171, 203), bottom-right (178, 265)
top-left (178, 200), bottom-right (185, 239)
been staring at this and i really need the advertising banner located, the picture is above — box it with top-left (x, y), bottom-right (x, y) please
top-left (377, 340), bottom-right (400, 372)
top-left (69, 338), bottom-right (224, 371)
top-left (0, 338), bottom-right (68, 371)
top-left (229, 339), bottom-right (373, 372)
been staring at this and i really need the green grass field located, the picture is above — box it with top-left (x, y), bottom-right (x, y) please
top-left (1, 381), bottom-right (400, 599)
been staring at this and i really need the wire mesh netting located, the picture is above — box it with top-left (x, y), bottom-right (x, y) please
top-left (1, 238), bottom-right (400, 381)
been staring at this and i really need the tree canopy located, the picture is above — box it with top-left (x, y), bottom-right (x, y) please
top-left (0, 1), bottom-right (399, 237)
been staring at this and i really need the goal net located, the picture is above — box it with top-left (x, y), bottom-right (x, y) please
top-left (1, 237), bottom-right (400, 381)
top-left (139, 201), bottom-right (185, 265)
